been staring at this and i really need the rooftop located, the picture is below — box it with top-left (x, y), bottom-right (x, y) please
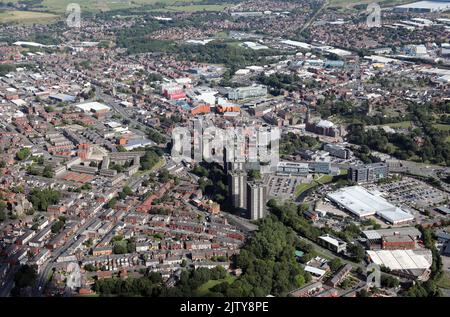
top-left (327, 186), bottom-right (414, 224)
top-left (75, 102), bottom-right (110, 113)
top-left (367, 249), bottom-right (432, 271)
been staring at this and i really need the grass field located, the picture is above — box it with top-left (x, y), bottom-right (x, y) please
top-left (0, 10), bottom-right (59, 24)
top-left (329, 0), bottom-right (411, 8)
top-left (433, 124), bottom-right (450, 131)
top-left (437, 272), bottom-right (450, 289)
top-left (295, 174), bottom-right (334, 197)
top-left (0, 0), bottom-right (232, 24)
top-left (382, 121), bottom-right (413, 129)
top-left (195, 275), bottom-right (236, 296)
top-left (295, 183), bottom-right (316, 197)
top-left (152, 4), bottom-right (231, 12)
top-left (3, 0), bottom-right (212, 13)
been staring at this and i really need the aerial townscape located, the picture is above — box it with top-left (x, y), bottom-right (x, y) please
top-left (0, 0), bottom-right (450, 302)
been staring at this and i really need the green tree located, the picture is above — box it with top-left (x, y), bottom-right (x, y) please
top-left (248, 170), bottom-right (261, 181)
top-left (107, 198), bottom-right (117, 209)
top-left (113, 241), bottom-right (128, 254)
top-left (84, 264), bottom-right (96, 272)
top-left (122, 186), bottom-right (133, 196)
top-left (294, 274), bottom-right (306, 288)
top-left (329, 258), bottom-right (343, 272)
top-left (381, 274), bottom-right (399, 288)
top-left (348, 244), bottom-right (365, 262)
top-left (16, 148), bottom-right (31, 161)
top-left (13, 265), bottom-right (37, 289)
top-left (42, 166), bottom-right (54, 178)
top-left (51, 220), bottom-right (64, 233)
top-left (81, 183), bottom-right (92, 190)
top-left (28, 188), bottom-right (61, 211)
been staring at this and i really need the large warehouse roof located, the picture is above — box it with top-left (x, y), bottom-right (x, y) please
top-left (363, 227), bottom-right (422, 240)
top-left (75, 102), bottom-right (110, 113)
top-left (367, 249), bottom-right (432, 271)
top-left (326, 186), bottom-right (414, 224)
top-left (396, 1), bottom-right (450, 11)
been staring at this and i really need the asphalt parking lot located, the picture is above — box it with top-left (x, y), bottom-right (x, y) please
top-left (365, 177), bottom-right (449, 209)
top-left (264, 174), bottom-right (307, 200)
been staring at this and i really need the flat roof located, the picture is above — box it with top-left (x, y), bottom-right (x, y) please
top-left (367, 249), bottom-right (432, 270)
top-left (436, 206), bottom-right (450, 214)
top-left (396, 1), bottom-right (450, 10)
top-left (327, 186), bottom-right (414, 223)
top-left (362, 230), bottom-right (382, 240)
top-left (278, 161), bottom-right (309, 168)
top-left (370, 227), bottom-right (421, 239)
top-left (305, 266), bottom-right (327, 276)
top-left (383, 235), bottom-right (414, 243)
top-left (75, 101), bottom-right (110, 112)
top-left (280, 39), bottom-right (312, 50)
top-left (49, 94), bottom-right (76, 102)
top-left (319, 234), bottom-right (346, 247)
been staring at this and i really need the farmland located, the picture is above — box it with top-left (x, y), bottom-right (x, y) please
top-left (0, 10), bottom-right (58, 24)
top-left (1, 0), bottom-right (224, 13)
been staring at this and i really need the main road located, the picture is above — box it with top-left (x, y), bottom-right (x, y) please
top-left (93, 85), bottom-right (169, 143)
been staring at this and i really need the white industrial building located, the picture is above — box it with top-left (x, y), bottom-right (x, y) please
top-left (75, 101), bottom-right (110, 113)
top-left (280, 39), bottom-right (312, 50)
top-left (318, 234), bottom-right (347, 253)
top-left (394, 1), bottom-right (450, 13)
top-left (326, 186), bottom-right (414, 224)
top-left (367, 249), bottom-right (432, 271)
top-left (241, 41), bottom-right (269, 50)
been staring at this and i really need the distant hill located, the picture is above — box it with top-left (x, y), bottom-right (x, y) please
top-left (0, 0), bottom-right (214, 14)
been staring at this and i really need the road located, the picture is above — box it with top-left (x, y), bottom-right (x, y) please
top-left (29, 154), bottom-right (167, 296)
top-left (297, 0), bottom-right (329, 34)
top-left (31, 216), bottom-right (103, 296)
top-left (94, 85), bottom-right (168, 143)
top-left (0, 266), bottom-right (18, 297)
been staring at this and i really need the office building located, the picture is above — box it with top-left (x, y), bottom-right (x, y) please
top-left (277, 162), bottom-right (309, 176)
top-left (228, 85), bottom-right (267, 100)
top-left (318, 234), bottom-right (347, 253)
top-left (324, 143), bottom-right (352, 159)
top-left (246, 181), bottom-right (267, 220)
top-left (305, 119), bottom-right (340, 137)
top-left (311, 157), bottom-right (331, 174)
top-left (228, 170), bottom-right (247, 209)
top-left (348, 162), bottom-right (389, 183)
top-left (403, 44), bottom-right (428, 57)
